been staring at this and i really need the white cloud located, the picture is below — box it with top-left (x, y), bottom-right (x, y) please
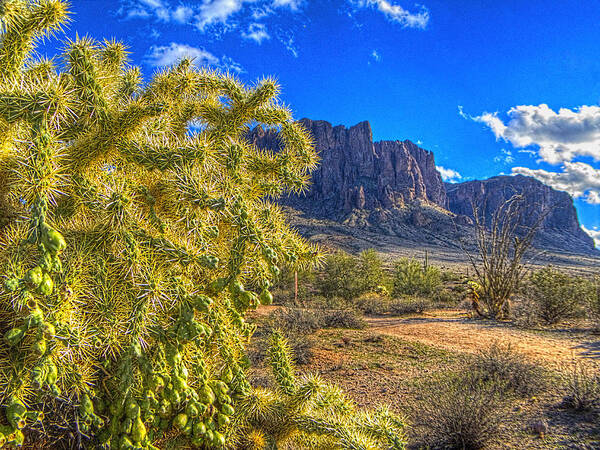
top-left (279, 33), bottom-right (298, 57)
top-left (466, 104), bottom-right (600, 165)
top-left (582, 225), bottom-right (600, 247)
top-left (272, 0), bottom-right (303, 10)
top-left (144, 43), bottom-right (244, 72)
top-left (371, 49), bottom-right (381, 62)
top-left (172, 5), bottom-right (194, 23)
top-left (351, 0), bottom-right (429, 29)
top-left (119, 0), bottom-right (305, 54)
top-left (493, 148), bottom-right (514, 164)
top-left (437, 166), bottom-right (462, 183)
top-left (120, 0), bottom-right (193, 23)
top-left (242, 23), bottom-right (271, 43)
top-left (196, 0), bottom-right (248, 30)
top-left (511, 162), bottom-right (600, 204)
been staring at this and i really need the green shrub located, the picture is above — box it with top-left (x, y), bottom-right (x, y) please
top-left (528, 267), bottom-right (589, 324)
top-left (441, 269), bottom-right (462, 282)
top-left (319, 252), bottom-right (361, 299)
top-left (469, 342), bottom-right (547, 397)
top-left (392, 258), bottom-right (441, 297)
top-left (355, 249), bottom-right (389, 294)
top-left (319, 249), bottom-right (389, 300)
top-left (417, 373), bottom-right (507, 449)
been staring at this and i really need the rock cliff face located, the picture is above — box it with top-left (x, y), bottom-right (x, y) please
top-left (446, 175), bottom-right (595, 250)
top-left (248, 119), bottom-right (595, 253)
top-left (247, 118), bottom-right (447, 218)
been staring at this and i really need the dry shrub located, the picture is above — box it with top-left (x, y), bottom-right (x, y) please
top-left (560, 361), bottom-right (600, 411)
top-left (355, 292), bottom-right (390, 315)
top-left (320, 309), bottom-right (366, 329)
top-left (470, 341), bottom-right (547, 397)
top-left (417, 373), bottom-right (507, 449)
top-left (389, 296), bottom-right (432, 315)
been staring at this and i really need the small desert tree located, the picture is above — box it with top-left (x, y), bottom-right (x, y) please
top-left (355, 249), bottom-right (387, 295)
top-left (0, 1), bottom-right (406, 448)
top-left (462, 195), bottom-right (546, 320)
top-left (392, 258), bottom-right (440, 297)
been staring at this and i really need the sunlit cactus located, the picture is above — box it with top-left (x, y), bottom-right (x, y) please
top-left (0, 1), bottom-right (405, 448)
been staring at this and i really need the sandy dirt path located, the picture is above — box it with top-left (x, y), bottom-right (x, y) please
top-left (367, 309), bottom-right (600, 367)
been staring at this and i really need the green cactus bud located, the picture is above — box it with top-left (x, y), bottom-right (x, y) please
top-left (27, 307), bottom-right (44, 328)
top-left (185, 402), bottom-right (199, 418)
top-left (42, 227), bottom-right (66, 255)
top-left (231, 280), bottom-right (244, 294)
top-left (191, 294), bottom-right (213, 312)
top-left (131, 416), bottom-right (146, 443)
top-left (50, 384), bottom-right (61, 397)
top-left (221, 404), bottom-right (235, 416)
top-left (6, 399), bottom-right (27, 429)
top-left (206, 418), bottom-right (216, 431)
top-left (158, 400), bottom-right (172, 418)
top-left (42, 322), bottom-right (55, 339)
top-left (4, 278), bottom-right (19, 292)
top-left (196, 402), bottom-right (208, 416)
top-left (217, 413), bottom-right (230, 428)
top-left (121, 417), bottom-right (132, 434)
top-left (125, 400), bottom-right (140, 419)
top-left (80, 394), bottom-right (94, 416)
top-left (172, 413), bottom-right (188, 429)
top-left (221, 368), bottom-right (233, 384)
top-left (50, 255), bottom-right (62, 273)
top-left (92, 414), bottom-right (104, 428)
top-left (193, 421), bottom-right (206, 437)
top-left (149, 374), bottom-right (165, 392)
top-left (4, 327), bottom-right (25, 346)
top-left (198, 385), bottom-right (215, 405)
top-left (37, 273), bottom-right (53, 296)
top-left (214, 381), bottom-right (229, 395)
top-left (24, 267), bottom-right (43, 288)
top-left (213, 431), bottom-right (226, 446)
top-left (270, 265), bottom-right (280, 277)
top-left (259, 289), bottom-right (273, 305)
top-left (31, 365), bottom-right (45, 389)
top-left (45, 363), bottom-right (58, 385)
top-left (209, 278), bottom-right (228, 294)
top-left (33, 339), bottom-right (47, 356)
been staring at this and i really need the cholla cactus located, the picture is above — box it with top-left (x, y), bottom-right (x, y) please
top-left (0, 1), bottom-right (405, 448)
top-left (232, 331), bottom-right (406, 449)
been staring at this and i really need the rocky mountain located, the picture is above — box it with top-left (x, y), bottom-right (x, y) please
top-left (248, 119), bottom-right (596, 254)
top-left (445, 175), bottom-right (595, 250)
top-left (247, 118), bottom-right (447, 218)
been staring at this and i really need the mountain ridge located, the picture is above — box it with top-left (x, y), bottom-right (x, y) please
top-left (248, 118), bottom-right (596, 254)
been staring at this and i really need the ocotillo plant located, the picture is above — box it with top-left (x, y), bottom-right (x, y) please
top-left (0, 1), bottom-right (405, 448)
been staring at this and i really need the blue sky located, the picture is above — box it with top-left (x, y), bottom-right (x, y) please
top-left (42, 0), bottom-right (600, 242)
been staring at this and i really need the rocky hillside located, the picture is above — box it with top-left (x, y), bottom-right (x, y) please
top-left (446, 175), bottom-right (595, 250)
top-left (248, 119), bottom-right (596, 254)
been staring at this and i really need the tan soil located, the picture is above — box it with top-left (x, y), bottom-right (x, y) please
top-left (367, 309), bottom-right (600, 367)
